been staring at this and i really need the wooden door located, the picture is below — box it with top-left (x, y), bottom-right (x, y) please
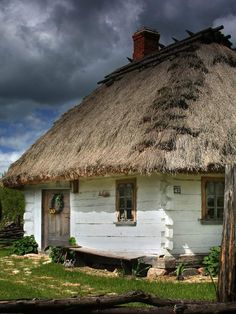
top-left (42, 190), bottom-right (70, 248)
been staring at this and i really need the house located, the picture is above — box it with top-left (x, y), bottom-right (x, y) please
top-left (3, 25), bottom-right (236, 263)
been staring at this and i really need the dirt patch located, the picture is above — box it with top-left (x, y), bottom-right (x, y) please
top-left (68, 266), bottom-right (119, 278)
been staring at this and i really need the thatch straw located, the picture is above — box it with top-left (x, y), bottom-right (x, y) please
top-left (3, 40), bottom-right (236, 187)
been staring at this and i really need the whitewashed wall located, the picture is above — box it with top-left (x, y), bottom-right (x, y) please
top-left (71, 175), bottom-right (166, 255)
top-left (163, 174), bottom-right (224, 255)
top-left (23, 174), bottom-right (224, 256)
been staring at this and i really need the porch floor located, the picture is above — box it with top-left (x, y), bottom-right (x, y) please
top-left (70, 246), bottom-right (159, 262)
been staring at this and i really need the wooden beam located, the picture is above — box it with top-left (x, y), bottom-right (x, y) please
top-left (70, 180), bottom-right (79, 193)
top-left (186, 29), bottom-right (194, 36)
top-left (217, 165), bottom-right (236, 302)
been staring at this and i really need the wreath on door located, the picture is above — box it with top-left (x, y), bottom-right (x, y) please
top-left (49, 193), bottom-right (64, 214)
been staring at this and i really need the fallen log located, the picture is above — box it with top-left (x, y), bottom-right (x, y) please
top-left (0, 291), bottom-right (236, 313)
top-left (0, 291), bottom-right (147, 313)
top-left (84, 303), bottom-right (236, 314)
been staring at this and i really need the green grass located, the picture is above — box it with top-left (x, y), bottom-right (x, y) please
top-left (0, 246), bottom-right (13, 257)
top-left (0, 249), bottom-right (216, 301)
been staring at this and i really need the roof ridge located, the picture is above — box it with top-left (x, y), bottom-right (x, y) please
top-left (98, 25), bottom-right (232, 85)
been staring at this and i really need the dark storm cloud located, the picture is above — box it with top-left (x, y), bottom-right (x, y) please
top-left (1, 0), bottom-right (236, 122)
top-left (138, 0), bottom-right (236, 43)
top-left (0, 0), bottom-right (140, 122)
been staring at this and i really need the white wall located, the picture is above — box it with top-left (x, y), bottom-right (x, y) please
top-left (71, 175), bottom-right (166, 255)
top-left (23, 174), bottom-right (224, 256)
top-left (164, 174), bottom-right (224, 255)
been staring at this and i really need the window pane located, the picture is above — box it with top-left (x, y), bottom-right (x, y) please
top-left (119, 198), bottom-right (125, 209)
top-left (126, 198), bottom-right (132, 209)
top-left (118, 185), bottom-right (125, 196)
top-left (217, 208), bottom-right (224, 219)
top-left (119, 209), bottom-right (125, 220)
top-left (126, 209), bottom-right (133, 220)
top-left (204, 180), bottom-right (225, 221)
top-left (206, 182), bottom-right (215, 195)
top-left (207, 197), bottom-right (215, 207)
top-left (216, 182), bottom-right (224, 195)
top-left (117, 180), bottom-right (135, 222)
top-left (217, 196), bottom-right (224, 207)
top-left (207, 208), bottom-right (214, 219)
top-left (125, 184), bottom-right (133, 197)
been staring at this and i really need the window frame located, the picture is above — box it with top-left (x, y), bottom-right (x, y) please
top-left (201, 177), bottom-right (225, 223)
top-left (115, 178), bottom-right (137, 226)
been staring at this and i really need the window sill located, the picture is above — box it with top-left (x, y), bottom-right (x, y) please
top-left (199, 219), bottom-right (223, 225)
top-left (114, 221), bottom-right (137, 226)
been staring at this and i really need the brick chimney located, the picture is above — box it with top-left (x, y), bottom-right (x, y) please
top-left (132, 27), bottom-right (160, 61)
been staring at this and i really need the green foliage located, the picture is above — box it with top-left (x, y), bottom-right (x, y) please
top-left (175, 263), bottom-right (185, 280)
top-left (131, 260), bottom-right (151, 277)
top-left (176, 263), bottom-right (185, 277)
top-left (69, 236), bottom-right (77, 246)
top-left (49, 246), bottom-right (76, 264)
top-left (13, 235), bottom-right (38, 255)
top-left (203, 246), bottom-right (220, 277)
top-left (0, 185), bottom-right (25, 228)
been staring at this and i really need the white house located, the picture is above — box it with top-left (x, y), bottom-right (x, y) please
top-left (3, 26), bottom-right (235, 262)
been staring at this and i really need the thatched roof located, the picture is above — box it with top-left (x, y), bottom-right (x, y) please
top-left (3, 26), bottom-right (236, 187)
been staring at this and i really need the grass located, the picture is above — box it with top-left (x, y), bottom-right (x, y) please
top-left (0, 248), bottom-right (216, 301)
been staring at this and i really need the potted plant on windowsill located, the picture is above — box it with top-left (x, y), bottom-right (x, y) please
top-left (68, 236), bottom-right (80, 248)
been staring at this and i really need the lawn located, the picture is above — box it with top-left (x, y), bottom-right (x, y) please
top-left (0, 248), bottom-right (216, 301)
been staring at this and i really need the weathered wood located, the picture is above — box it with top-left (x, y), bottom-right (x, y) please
top-left (88, 303), bottom-right (236, 314)
top-left (0, 224), bottom-right (23, 246)
top-left (2, 291), bottom-right (236, 314)
top-left (0, 291), bottom-right (148, 313)
top-left (82, 307), bottom-right (174, 314)
top-left (42, 190), bottom-right (70, 248)
top-left (217, 165), bottom-right (236, 302)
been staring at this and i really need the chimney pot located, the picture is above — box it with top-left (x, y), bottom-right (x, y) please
top-left (132, 27), bottom-right (160, 61)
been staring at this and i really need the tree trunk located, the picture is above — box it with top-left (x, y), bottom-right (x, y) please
top-left (217, 165), bottom-right (236, 302)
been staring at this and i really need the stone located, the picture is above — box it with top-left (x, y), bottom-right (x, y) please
top-left (182, 267), bottom-right (199, 277)
top-left (198, 267), bottom-right (206, 275)
top-left (147, 267), bottom-right (167, 279)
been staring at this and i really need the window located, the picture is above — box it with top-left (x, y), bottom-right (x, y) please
top-left (201, 177), bottom-right (224, 221)
top-left (116, 179), bottom-right (136, 225)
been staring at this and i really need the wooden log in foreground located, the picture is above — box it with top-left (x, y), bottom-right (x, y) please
top-left (1, 291), bottom-right (236, 313)
top-left (88, 303), bottom-right (236, 314)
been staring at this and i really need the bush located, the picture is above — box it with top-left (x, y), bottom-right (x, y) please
top-left (203, 246), bottom-right (220, 277)
top-left (0, 185), bottom-right (25, 228)
top-left (13, 235), bottom-right (38, 255)
top-left (49, 246), bottom-right (76, 264)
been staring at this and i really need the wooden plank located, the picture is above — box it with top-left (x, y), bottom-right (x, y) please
top-left (71, 247), bottom-right (145, 260)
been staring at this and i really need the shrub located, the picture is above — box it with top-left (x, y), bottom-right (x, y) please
top-left (203, 246), bottom-right (220, 277)
top-left (0, 185), bottom-right (25, 228)
top-left (49, 246), bottom-right (76, 264)
top-left (13, 235), bottom-right (38, 255)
